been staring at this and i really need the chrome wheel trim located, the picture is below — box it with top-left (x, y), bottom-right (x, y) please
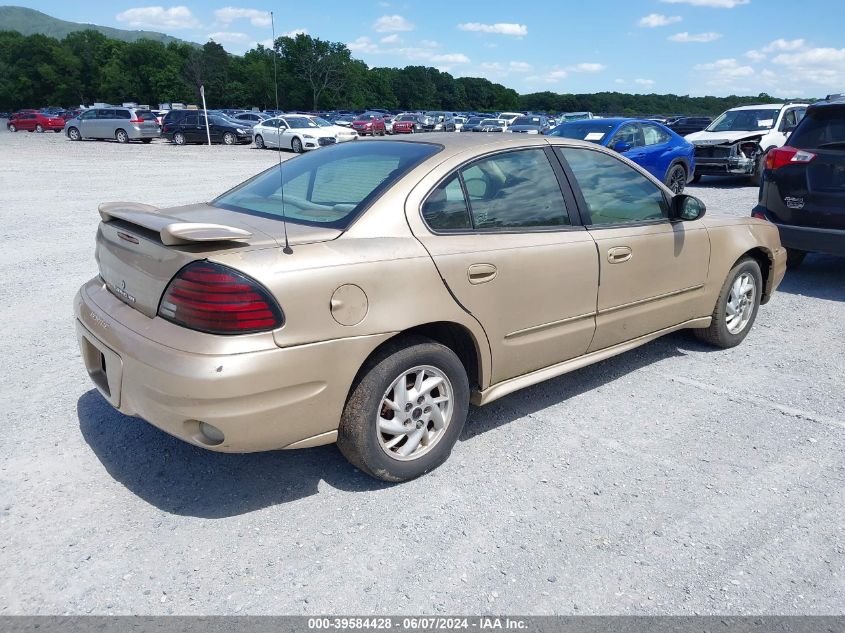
top-left (68, 127), bottom-right (79, 140)
top-left (292, 138), bottom-right (302, 153)
top-left (116, 129), bottom-right (128, 143)
top-left (223, 132), bottom-right (235, 145)
top-left (377, 365), bottom-right (454, 462)
top-left (255, 134), bottom-right (264, 149)
top-left (726, 272), bottom-right (756, 334)
top-left (174, 132), bottom-right (185, 145)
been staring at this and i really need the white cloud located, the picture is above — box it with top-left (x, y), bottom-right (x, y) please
top-left (669, 31), bottom-right (722, 42)
top-left (420, 39), bottom-right (440, 48)
top-left (567, 62), bottom-right (606, 73)
top-left (635, 78), bottom-right (656, 86)
top-left (213, 7), bottom-right (271, 28)
top-left (527, 69), bottom-right (569, 84)
top-left (373, 15), bottom-right (415, 32)
top-left (346, 36), bottom-right (469, 66)
top-left (763, 38), bottom-right (806, 53)
top-left (772, 47), bottom-right (845, 88)
top-left (693, 58), bottom-right (755, 84)
top-left (380, 34), bottom-right (401, 44)
top-left (638, 13), bottom-right (682, 27)
top-left (347, 36), bottom-right (379, 53)
top-left (115, 6), bottom-right (199, 29)
top-left (509, 61), bottom-right (533, 72)
top-left (207, 31), bottom-right (250, 43)
top-left (457, 22), bottom-right (527, 36)
top-left (661, 0), bottom-right (749, 7)
top-left (282, 28), bottom-right (308, 38)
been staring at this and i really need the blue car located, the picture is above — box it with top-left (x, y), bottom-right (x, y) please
top-left (548, 118), bottom-right (695, 193)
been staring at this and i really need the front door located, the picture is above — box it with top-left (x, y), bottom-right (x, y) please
top-left (409, 147), bottom-right (599, 385)
top-left (557, 146), bottom-right (711, 351)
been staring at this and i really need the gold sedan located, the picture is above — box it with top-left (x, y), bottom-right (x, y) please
top-left (75, 134), bottom-right (786, 481)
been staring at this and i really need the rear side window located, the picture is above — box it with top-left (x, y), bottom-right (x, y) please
top-left (97, 109), bottom-right (115, 119)
top-left (422, 149), bottom-right (571, 231)
top-left (558, 147), bottom-right (667, 226)
top-left (642, 124), bottom-right (670, 145)
top-left (789, 107), bottom-right (845, 149)
top-left (116, 110), bottom-right (131, 119)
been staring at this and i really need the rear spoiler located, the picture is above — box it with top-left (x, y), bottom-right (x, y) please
top-left (98, 202), bottom-right (252, 246)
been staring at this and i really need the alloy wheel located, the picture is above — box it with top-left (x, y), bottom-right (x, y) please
top-left (726, 272), bottom-right (756, 334)
top-left (377, 365), bottom-right (454, 461)
top-left (668, 166), bottom-right (686, 194)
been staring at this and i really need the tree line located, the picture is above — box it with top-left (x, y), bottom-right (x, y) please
top-left (0, 29), bottom-right (800, 115)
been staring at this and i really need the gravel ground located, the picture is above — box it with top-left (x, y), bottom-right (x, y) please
top-left (1, 128), bottom-right (843, 616)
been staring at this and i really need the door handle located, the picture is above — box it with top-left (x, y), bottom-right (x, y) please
top-left (467, 263), bottom-right (497, 284)
top-left (607, 246), bottom-right (632, 264)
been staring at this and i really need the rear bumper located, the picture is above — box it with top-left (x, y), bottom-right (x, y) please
top-left (74, 278), bottom-right (393, 452)
top-left (768, 219), bottom-right (845, 257)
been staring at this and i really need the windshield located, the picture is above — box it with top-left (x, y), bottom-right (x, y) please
top-left (706, 108), bottom-right (780, 132)
top-left (212, 141), bottom-right (441, 229)
top-left (548, 122), bottom-right (617, 143)
top-left (480, 119), bottom-right (501, 126)
top-left (397, 115), bottom-right (418, 121)
top-left (312, 117), bottom-right (333, 127)
top-left (286, 118), bottom-right (319, 129)
top-left (513, 117), bottom-right (541, 126)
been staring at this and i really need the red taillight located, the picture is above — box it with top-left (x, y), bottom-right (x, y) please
top-left (765, 146), bottom-right (817, 171)
top-left (158, 262), bottom-right (283, 335)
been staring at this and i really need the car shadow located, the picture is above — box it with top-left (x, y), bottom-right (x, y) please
top-left (79, 331), bottom-right (702, 518)
top-left (688, 175), bottom-right (754, 189)
top-left (776, 254), bottom-right (845, 302)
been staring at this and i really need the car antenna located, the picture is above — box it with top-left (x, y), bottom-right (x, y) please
top-left (270, 10), bottom-right (293, 255)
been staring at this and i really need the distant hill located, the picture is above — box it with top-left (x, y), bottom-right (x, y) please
top-left (0, 5), bottom-right (197, 46)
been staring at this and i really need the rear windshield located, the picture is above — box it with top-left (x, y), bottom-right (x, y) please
top-left (135, 110), bottom-right (158, 121)
top-left (789, 107), bottom-right (845, 149)
top-left (212, 141), bottom-right (441, 229)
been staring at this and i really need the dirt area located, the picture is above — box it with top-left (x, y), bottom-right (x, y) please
top-left (1, 129), bottom-right (843, 615)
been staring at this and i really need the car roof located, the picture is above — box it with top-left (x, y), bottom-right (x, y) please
top-left (808, 95), bottom-right (845, 109)
top-left (365, 133), bottom-right (600, 156)
top-left (728, 103), bottom-right (806, 111)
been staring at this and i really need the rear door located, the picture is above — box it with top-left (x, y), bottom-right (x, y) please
top-left (557, 146), bottom-right (710, 351)
top-left (20, 114), bottom-right (36, 131)
top-left (408, 147), bottom-right (599, 384)
top-left (182, 114), bottom-right (200, 142)
top-left (640, 123), bottom-right (674, 180)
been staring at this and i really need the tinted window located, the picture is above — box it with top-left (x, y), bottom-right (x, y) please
top-left (97, 109), bottom-right (115, 119)
top-left (642, 124), bottom-right (670, 146)
top-left (422, 175), bottom-right (471, 230)
top-left (135, 110), bottom-right (157, 121)
top-left (213, 141), bottom-right (440, 229)
top-left (559, 148), bottom-right (667, 226)
top-left (461, 149), bottom-right (570, 230)
top-left (116, 110), bottom-right (131, 120)
top-left (183, 114), bottom-right (198, 126)
top-left (789, 106), bottom-right (845, 149)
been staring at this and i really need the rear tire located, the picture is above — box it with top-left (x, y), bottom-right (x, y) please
top-left (337, 336), bottom-right (470, 482)
top-left (665, 163), bottom-right (687, 194)
top-left (255, 134), bottom-right (265, 149)
top-left (173, 132), bottom-right (186, 146)
top-left (115, 128), bottom-right (129, 144)
top-left (695, 257), bottom-right (762, 349)
top-left (786, 248), bottom-right (806, 269)
top-left (67, 127), bottom-right (81, 141)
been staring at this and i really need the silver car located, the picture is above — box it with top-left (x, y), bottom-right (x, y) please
top-left (65, 107), bottom-right (161, 143)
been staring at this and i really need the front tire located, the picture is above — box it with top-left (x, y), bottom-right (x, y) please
top-left (695, 257), bottom-right (762, 349)
top-left (338, 336), bottom-right (470, 482)
top-left (254, 134), bottom-right (265, 149)
top-left (665, 163), bottom-right (687, 194)
top-left (291, 137), bottom-right (303, 153)
top-left (222, 132), bottom-right (236, 145)
top-left (67, 127), bottom-right (80, 141)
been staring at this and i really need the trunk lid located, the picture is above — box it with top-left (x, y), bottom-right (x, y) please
top-left (95, 202), bottom-right (341, 318)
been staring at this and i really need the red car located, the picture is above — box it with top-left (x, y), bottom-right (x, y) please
top-left (8, 111), bottom-right (66, 133)
top-left (392, 114), bottom-right (425, 134)
top-left (351, 112), bottom-right (387, 136)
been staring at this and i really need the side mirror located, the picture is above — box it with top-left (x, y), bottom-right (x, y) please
top-left (671, 194), bottom-right (706, 222)
top-left (612, 141), bottom-right (632, 153)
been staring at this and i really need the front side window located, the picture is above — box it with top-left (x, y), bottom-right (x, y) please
top-left (559, 147), bottom-right (667, 226)
top-left (214, 141), bottom-right (440, 229)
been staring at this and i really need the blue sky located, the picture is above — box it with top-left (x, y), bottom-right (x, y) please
top-left (17, 0), bottom-right (845, 97)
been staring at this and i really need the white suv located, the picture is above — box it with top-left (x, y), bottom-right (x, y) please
top-left (685, 102), bottom-right (808, 184)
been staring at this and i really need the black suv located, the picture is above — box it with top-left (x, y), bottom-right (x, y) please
top-left (752, 95), bottom-right (845, 267)
top-left (668, 117), bottom-right (712, 136)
